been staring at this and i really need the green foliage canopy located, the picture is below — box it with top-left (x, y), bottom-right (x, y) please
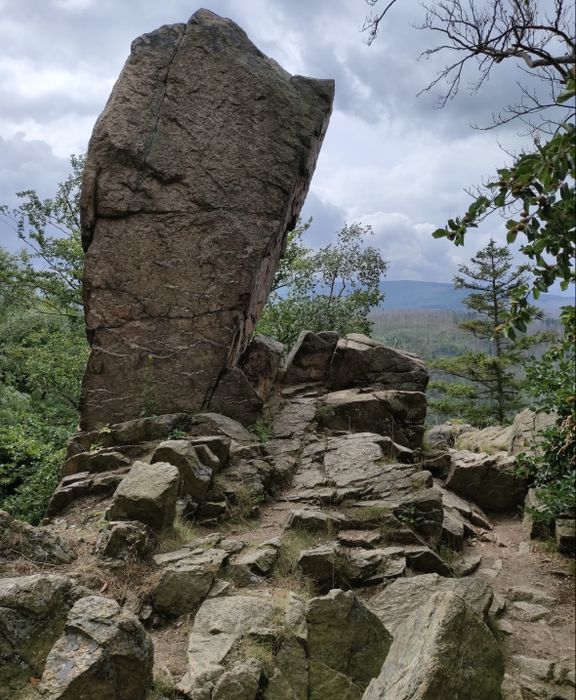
top-left (257, 221), bottom-right (388, 347)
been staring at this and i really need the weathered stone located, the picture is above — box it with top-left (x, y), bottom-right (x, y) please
top-left (60, 448), bottom-right (131, 477)
top-left (38, 595), bottom-right (153, 700)
top-left (96, 520), bottom-right (152, 561)
top-left (434, 481), bottom-right (492, 531)
top-left (108, 461), bottom-right (179, 531)
top-left (365, 573), bottom-right (493, 634)
top-left (150, 561), bottom-right (215, 616)
top-left (79, 9), bottom-right (334, 430)
top-left (363, 591), bottom-right (504, 700)
top-left (522, 488), bottom-right (551, 539)
top-left (404, 545), bottom-right (452, 576)
top-left (446, 450), bottom-right (527, 511)
top-left (179, 595), bottom-right (278, 696)
top-left (0, 510), bottom-right (75, 564)
top-left (455, 424), bottom-right (513, 454)
top-left (212, 658), bottom-right (263, 700)
top-left (508, 408), bottom-right (557, 455)
top-left (421, 449), bottom-right (451, 479)
top-left (271, 397), bottom-right (317, 438)
top-left (452, 553), bottom-right (482, 577)
top-left (508, 601), bottom-right (549, 622)
top-left (441, 508), bottom-right (465, 551)
top-left (327, 334), bottom-right (428, 392)
top-left (187, 435), bottom-right (231, 467)
top-left (426, 422), bottom-right (474, 450)
top-left (231, 544), bottom-right (278, 577)
top-left (306, 590), bottom-right (392, 697)
top-left (47, 468), bottom-right (129, 515)
top-left (0, 574), bottom-right (82, 697)
top-left (556, 518), bottom-right (576, 554)
top-left (151, 439), bottom-right (213, 501)
top-left (284, 508), bottom-right (346, 534)
top-left (337, 529), bottom-right (383, 548)
top-left (188, 413), bottom-right (255, 443)
top-left (208, 367), bottom-right (264, 425)
top-left (240, 334), bottom-right (284, 400)
top-left (283, 331), bottom-right (339, 385)
top-left (318, 388), bottom-right (427, 448)
top-left (507, 586), bottom-right (556, 606)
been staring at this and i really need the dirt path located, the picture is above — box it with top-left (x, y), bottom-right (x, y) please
top-left (467, 513), bottom-right (575, 697)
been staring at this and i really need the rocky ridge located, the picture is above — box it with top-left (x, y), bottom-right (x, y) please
top-left (2, 331), bottom-right (573, 700)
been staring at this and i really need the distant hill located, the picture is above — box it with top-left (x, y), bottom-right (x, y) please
top-left (377, 280), bottom-right (572, 317)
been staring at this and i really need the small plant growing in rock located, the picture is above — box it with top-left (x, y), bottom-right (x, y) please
top-left (250, 420), bottom-right (273, 442)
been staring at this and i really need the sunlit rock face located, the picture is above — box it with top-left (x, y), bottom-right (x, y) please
top-left (79, 8), bottom-right (334, 430)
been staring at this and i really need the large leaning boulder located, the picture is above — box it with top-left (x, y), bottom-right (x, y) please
top-left (363, 591), bottom-right (504, 700)
top-left (79, 9), bottom-right (334, 430)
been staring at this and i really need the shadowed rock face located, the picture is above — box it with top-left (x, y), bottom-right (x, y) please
top-left (79, 8), bottom-right (334, 430)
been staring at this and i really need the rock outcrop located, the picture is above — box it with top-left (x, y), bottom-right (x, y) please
top-left (79, 9), bottom-right (334, 430)
top-left (38, 595), bottom-right (153, 700)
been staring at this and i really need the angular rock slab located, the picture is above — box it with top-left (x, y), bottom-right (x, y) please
top-left (306, 590), bottom-right (392, 699)
top-left (39, 595), bottom-right (153, 700)
top-left (0, 574), bottom-right (82, 698)
top-left (446, 450), bottom-right (527, 511)
top-left (79, 9), bottom-right (334, 429)
top-left (327, 334), bottom-right (429, 392)
top-left (363, 591), bottom-right (504, 700)
top-left (108, 460), bottom-right (179, 531)
top-left (364, 573), bottom-right (493, 635)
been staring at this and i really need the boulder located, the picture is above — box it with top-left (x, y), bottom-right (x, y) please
top-left (556, 518), bottom-right (576, 554)
top-left (179, 595), bottom-right (278, 696)
top-left (522, 488), bottom-right (551, 539)
top-left (47, 469), bottom-right (129, 516)
top-left (455, 424), bottom-right (513, 454)
top-left (240, 334), bottom-right (284, 400)
top-left (327, 334), bottom-right (428, 392)
top-left (318, 388), bottom-right (427, 448)
top-left (284, 508), bottom-right (347, 534)
top-left (60, 448), bottom-right (131, 477)
top-left (150, 561), bottom-right (215, 616)
top-left (0, 574), bottom-right (82, 697)
top-left (188, 413), bottom-right (255, 443)
top-left (79, 9), bottom-right (334, 430)
top-left (508, 408), bottom-right (557, 455)
top-left (283, 331), bottom-right (339, 385)
top-left (208, 367), bottom-right (264, 425)
top-left (212, 658), bottom-right (263, 700)
top-left (151, 439), bottom-right (213, 501)
top-left (38, 595), bottom-right (153, 700)
top-left (426, 422), bottom-right (474, 450)
top-left (0, 510), bottom-right (75, 564)
top-left (306, 590), bottom-right (392, 698)
top-left (108, 461), bottom-right (179, 531)
top-left (363, 591), bottom-right (504, 700)
top-left (446, 450), bottom-right (527, 511)
top-left (365, 573), bottom-right (493, 634)
top-left (188, 435), bottom-right (231, 467)
top-left (96, 521), bottom-right (153, 561)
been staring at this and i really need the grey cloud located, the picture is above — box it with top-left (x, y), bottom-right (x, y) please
top-left (0, 133), bottom-right (69, 251)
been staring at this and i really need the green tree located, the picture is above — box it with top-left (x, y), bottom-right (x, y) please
top-left (515, 306), bottom-right (576, 523)
top-left (0, 155), bottom-right (87, 523)
top-left (257, 221), bottom-right (388, 347)
top-left (430, 239), bottom-right (548, 425)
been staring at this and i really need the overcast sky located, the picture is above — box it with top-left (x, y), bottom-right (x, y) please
top-left (0, 0), bottom-right (569, 288)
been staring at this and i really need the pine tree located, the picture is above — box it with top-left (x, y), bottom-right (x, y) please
top-left (430, 239), bottom-right (550, 426)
